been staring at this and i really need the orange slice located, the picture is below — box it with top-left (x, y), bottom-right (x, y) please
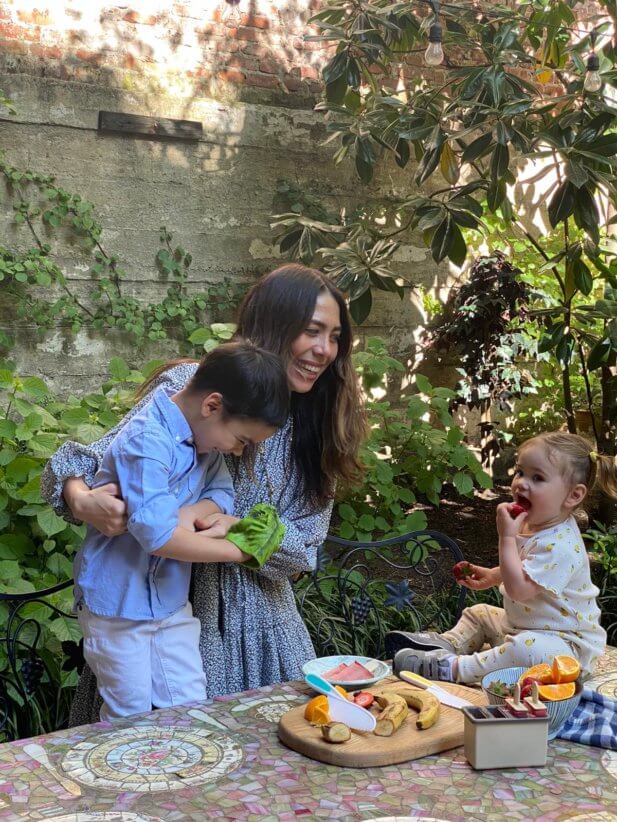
top-left (518, 663), bottom-right (553, 685)
top-left (537, 682), bottom-right (576, 701)
top-left (335, 686), bottom-right (352, 701)
top-left (552, 655), bottom-right (580, 684)
top-left (304, 695), bottom-right (330, 723)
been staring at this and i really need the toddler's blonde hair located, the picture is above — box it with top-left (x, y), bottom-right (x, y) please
top-left (519, 431), bottom-right (617, 502)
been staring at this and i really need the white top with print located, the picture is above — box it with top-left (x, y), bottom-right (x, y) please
top-left (501, 516), bottom-right (606, 671)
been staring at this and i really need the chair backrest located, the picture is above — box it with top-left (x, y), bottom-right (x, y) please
top-left (295, 529), bottom-right (467, 660)
top-left (0, 580), bottom-right (79, 741)
top-left (0, 529), bottom-right (466, 738)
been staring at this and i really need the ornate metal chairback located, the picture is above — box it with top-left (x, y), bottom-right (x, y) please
top-left (295, 530), bottom-right (467, 660)
top-left (0, 580), bottom-right (81, 741)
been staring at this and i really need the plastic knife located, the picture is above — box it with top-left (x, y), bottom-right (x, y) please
top-left (304, 672), bottom-right (376, 731)
top-left (398, 670), bottom-right (474, 710)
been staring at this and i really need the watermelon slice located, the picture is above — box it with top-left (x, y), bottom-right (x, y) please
top-left (323, 661), bottom-right (373, 681)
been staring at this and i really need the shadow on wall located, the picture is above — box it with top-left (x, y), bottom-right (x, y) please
top-left (1, 1), bottom-right (428, 389)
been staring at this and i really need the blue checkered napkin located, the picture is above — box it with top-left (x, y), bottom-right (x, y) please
top-left (557, 687), bottom-right (617, 749)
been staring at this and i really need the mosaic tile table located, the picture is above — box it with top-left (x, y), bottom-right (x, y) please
top-left (1, 648), bottom-right (616, 822)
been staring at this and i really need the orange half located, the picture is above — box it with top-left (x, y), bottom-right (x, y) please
top-left (537, 682), bottom-right (576, 701)
top-left (304, 695), bottom-right (330, 723)
top-left (552, 655), bottom-right (580, 684)
top-left (518, 663), bottom-right (553, 685)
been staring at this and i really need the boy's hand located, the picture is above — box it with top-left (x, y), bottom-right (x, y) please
top-left (496, 502), bottom-right (526, 539)
top-left (194, 512), bottom-right (240, 538)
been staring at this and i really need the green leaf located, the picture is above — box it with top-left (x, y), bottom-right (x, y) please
top-left (430, 216), bottom-right (454, 263)
top-left (490, 143), bottom-right (509, 179)
top-left (461, 133), bottom-right (492, 163)
top-left (339, 503), bottom-right (357, 522)
top-left (37, 508), bottom-right (68, 537)
top-left (573, 258), bottom-right (593, 295)
top-left (439, 142), bottom-right (459, 184)
top-left (0, 419), bottom-right (16, 438)
top-left (548, 181), bottom-right (575, 227)
top-left (109, 357), bottom-right (131, 380)
top-left (349, 287), bottom-right (372, 324)
top-left (453, 472), bottom-right (474, 495)
top-left (0, 560), bottom-right (20, 580)
top-left (565, 160), bottom-right (588, 189)
top-left (49, 615), bottom-right (82, 643)
top-left (415, 374), bottom-right (432, 393)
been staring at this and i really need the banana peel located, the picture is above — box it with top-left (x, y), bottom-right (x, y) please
top-left (375, 687), bottom-right (440, 730)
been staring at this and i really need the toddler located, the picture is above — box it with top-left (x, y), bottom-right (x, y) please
top-left (388, 432), bottom-right (617, 683)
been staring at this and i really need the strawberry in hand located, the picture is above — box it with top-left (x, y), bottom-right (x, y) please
top-left (507, 503), bottom-right (527, 519)
top-left (452, 561), bottom-right (474, 581)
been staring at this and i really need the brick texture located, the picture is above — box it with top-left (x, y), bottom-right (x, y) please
top-left (0, 0), bottom-right (336, 105)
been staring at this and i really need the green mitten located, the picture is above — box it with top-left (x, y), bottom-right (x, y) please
top-left (226, 503), bottom-right (286, 570)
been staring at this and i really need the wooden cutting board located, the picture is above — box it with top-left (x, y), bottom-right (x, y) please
top-left (278, 676), bottom-right (487, 768)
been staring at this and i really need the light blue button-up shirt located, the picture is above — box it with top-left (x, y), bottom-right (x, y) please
top-left (74, 387), bottom-right (235, 620)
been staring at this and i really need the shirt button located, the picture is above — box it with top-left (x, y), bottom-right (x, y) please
top-left (175, 435), bottom-right (181, 442)
top-left (187, 436), bottom-right (193, 444)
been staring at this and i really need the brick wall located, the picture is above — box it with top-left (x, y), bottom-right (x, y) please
top-left (0, 0), bottom-right (333, 106)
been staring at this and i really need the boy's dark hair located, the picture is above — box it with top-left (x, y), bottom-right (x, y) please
top-left (186, 340), bottom-right (289, 428)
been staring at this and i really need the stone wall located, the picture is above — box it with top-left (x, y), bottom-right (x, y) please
top-left (0, 0), bottom-right (446, 393)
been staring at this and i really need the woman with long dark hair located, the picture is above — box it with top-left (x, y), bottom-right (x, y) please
top-left (42, 264), bottom-right (366, 723)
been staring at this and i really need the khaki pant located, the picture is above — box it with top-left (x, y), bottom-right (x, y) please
top-left (442, 604), bottom-right (575, 683)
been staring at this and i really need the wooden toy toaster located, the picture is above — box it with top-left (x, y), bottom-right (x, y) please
top-left (463, 704), bottom-right (549, 769)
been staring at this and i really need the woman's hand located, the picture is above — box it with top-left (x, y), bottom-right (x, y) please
top-left (193, 512), bottom-right (240, 538)
top-left (456, 563), bottom-right (501, 591)
top-left (63, 478), bottom-right (127, 536)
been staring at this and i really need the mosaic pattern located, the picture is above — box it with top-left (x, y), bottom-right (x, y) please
top-left (62, 726), bottom-right (243, 792)
top-left (0, 649), bottom-right (616, 821)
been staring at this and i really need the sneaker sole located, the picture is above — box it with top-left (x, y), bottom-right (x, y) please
top-left (385, 631), bottom-right (454, 658)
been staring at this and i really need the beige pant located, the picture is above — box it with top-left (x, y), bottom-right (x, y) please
top-left (442, 604), bottom-right (574, 684)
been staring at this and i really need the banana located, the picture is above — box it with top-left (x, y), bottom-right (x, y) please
top-left (373, 696), bottom-right (409, 736)
top-left (395, 687), bottom-right (440, 730)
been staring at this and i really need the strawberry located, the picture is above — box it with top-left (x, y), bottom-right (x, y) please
top-left (508, 503), bottom-right (527, 519)
top-left (452, 561), bottom-right (473, 580)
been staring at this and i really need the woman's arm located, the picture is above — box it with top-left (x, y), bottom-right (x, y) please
top-left (40, 363), bottom-right (198, 524)
top-left (255, 497), bottom-right (334, 581)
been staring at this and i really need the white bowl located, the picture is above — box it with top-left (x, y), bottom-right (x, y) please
top-left (302, 655), bottom-right (390, 690)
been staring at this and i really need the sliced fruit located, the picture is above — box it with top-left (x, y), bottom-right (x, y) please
top-left (374, 697), bottom-right (409, 737)
top-left (518, 663), bottom-right (553, 685)
top-left (321, 721), bottom-right (351, 743)
top-left (335, 685), bottom-right (352, 700)
top-left (353, 691), bottom-right (375, 709)
top-left (304, 695), bottom-right (330, 724)
top-left (537, 682), bottom-right (576, 701)
top-left (552, 655), bottom-right (581, 684)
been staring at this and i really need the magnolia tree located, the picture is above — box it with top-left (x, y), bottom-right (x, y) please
top-left (272, 0), bottom-right (617, 455)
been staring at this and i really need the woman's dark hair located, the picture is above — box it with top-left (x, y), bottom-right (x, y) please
top-left (137, 264), bottom-right (366, 500)
top-left (235, 264), bottom-right (366, 500)
top-left (187, 340), bottom-right (289, 429)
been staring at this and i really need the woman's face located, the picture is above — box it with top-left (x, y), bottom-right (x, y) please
top-left (287, 290), bottom-right (342, 393)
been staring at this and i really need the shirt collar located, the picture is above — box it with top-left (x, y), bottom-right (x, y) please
top-left (152, 387), bottom-right (194, 445)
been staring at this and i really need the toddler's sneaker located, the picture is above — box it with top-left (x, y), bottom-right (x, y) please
top-left (393, 647), bottom-right (457, 682)
top-left (385, 630), bottom-right (455, 659)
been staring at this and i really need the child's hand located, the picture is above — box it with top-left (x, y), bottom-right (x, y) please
top-left (455, 563), bottom-right (500, 590)
top-left (194, 512), bottom-right (240, 538)
top-left (496, 502), bottom-right (526, 539)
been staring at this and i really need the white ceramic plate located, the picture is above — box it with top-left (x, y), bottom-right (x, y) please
top-left (302, 655), bottom-right (391, 690)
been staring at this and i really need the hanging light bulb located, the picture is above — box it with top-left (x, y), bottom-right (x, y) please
top-left (220, 0), bottom-right (242, 25)
top-left (584, 53), bottom-right (602, 92)
top-left (424, 22), bottom-right (444, 66)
